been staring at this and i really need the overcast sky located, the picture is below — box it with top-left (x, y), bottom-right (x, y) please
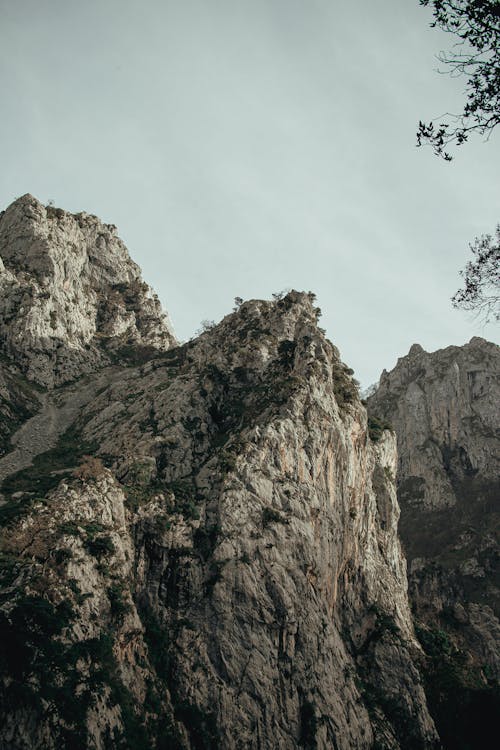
top-left (0, 0), bottom-right (498, 386)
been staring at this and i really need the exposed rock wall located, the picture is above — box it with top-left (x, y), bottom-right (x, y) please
top-left (0, 195), bottom-right (175, 388)
top-left (368, 338), bottom-right (500, 749)
top-left (0, 220), bottom-right (439, 749)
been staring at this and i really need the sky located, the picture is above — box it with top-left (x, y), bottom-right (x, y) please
top-left (0, 0), bottom-right (498, 387)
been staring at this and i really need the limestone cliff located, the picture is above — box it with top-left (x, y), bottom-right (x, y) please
top-left (0, 194), bottom-right (176, 388)
top-left (368, 338), bottom-right (499, 749)
top-left (0, 197), bottom-right (439, 749)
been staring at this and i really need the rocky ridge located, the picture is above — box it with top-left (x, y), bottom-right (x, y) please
top-left (368, 338), bottom-right (499, 748)
top-left (0, 195), bottom-right (440, 749)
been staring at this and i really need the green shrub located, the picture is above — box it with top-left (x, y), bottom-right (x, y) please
top-left (278, 339), bottom-right (297, 368)
top-left (262, 507), bottom-right (288, 526)
top-left (84, 534), bottom-right (115, 558)
top-left (175, 701), bottom-right (219, 750)
top-left (54, 548), bottom-right (73, 565)
top-left (369, 604), bottom-right (400, 637)
top-left (166, 480), bottom-right (200, 520)
top-left (368, 416), bottom-right (392, 442)
top-left (332, 366), bottom-right (358, 408)
top-left (141, 612), bottom-right (172, 682)
top-left (58, 521), bottom-right (81, 537)
top-left (107, 583), bottom-right (132, 622)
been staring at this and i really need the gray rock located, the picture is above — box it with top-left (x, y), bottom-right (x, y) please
top-left (368, 338), bottom-right (500, 734)
top-left (0, 194), bottom-right (176, 388)
top-left (0, 201), bottom-right (439, 749)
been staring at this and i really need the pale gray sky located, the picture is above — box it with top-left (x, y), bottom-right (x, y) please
top-left (0, 0), bottom-right (498, 386)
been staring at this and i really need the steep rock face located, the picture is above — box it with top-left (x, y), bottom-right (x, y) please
top-left (0, 195), bottom-right (175, 388)
top-left (0, 362), bottom-right (41, 458)
top-left (0, 276), bottom-right (438, 747)
top-left (369, 340), bottom-right (498, 512)
top-left (368, 338), bottom-right (500, 749)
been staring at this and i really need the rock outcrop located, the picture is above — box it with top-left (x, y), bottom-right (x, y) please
top-left (0, 194), bottom-right (175, 388)
top-left (368, 338), bottom-right (499, 749)
top-left (0, 197), bottom-right (439, 750)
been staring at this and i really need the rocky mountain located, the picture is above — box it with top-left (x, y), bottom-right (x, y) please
top-left (0, 195), bottom-right (175, 389)
top-left (0, 196), bottom-right (442, 750)
top-left (0, 195), bottom-right (497, 750)
top-left (368, 339), bottom-right (499, 749)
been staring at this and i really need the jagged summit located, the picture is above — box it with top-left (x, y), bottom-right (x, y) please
top-left (371, 335), bottom-right (499, 504)
top-left (404, 336), bottom-right (494, 364)
top-left (408, 342), bottom-right (425, 356)
top-left (0, 194), bottom-right (176, 387)
top-left (377, 337), bottom-right (498, 396)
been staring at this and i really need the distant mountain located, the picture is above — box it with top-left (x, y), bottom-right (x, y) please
top-left (361, 382), bottom-right (378, 400)
top-left (368, 339), bottom-right (499, 748)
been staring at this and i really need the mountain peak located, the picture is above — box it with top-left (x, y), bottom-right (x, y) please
top-left (0, 195), bottom-right (176, 387)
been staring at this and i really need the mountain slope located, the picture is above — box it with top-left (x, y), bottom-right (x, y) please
top-left (0, 195), bottom-right (439, 749)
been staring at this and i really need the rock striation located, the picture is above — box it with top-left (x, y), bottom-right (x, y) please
top-left (0, 196), bottom-right (440, 749)
top-left (368, 338), bottom-right (499, 749)
top-left (0, 194), bottom-right (175, 388)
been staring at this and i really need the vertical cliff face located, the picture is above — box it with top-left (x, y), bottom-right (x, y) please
top-left (0, 197), bottom-right (439, 749)
top-left (0, 194), bottom-right (176, 388)
top-left (368, 339), bottom-right (500, 749)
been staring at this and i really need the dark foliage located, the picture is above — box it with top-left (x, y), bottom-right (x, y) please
top-left (416, 624), bottom-right (500, 749)
top-left (452, 224), bottom-right (500, 321)
top-left (417, 0), bottom-right (500, 159)
top-left (368, 416), bottom-right (393, 442)
top-left (262, 506), bottom-right (288, 526)
top-left (299, 697), bottom-right (317, 749)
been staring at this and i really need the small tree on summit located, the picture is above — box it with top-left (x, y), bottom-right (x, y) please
top-left (417, 0), bottom-right (500, 160)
